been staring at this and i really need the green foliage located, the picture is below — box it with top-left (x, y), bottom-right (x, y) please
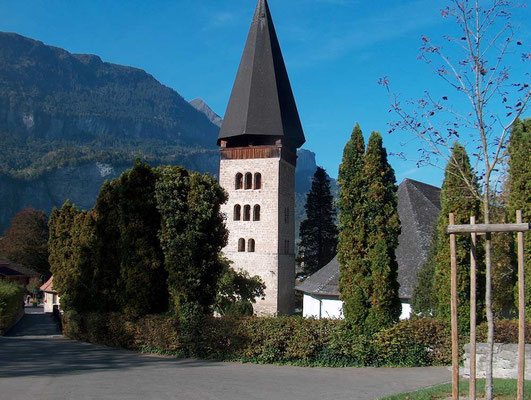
top-left (337, 126), bottom-right (401, 332)
top-left (298, 167), bottom-right (338, 276)
top-left (338, 124), bottom-right (370, 326)
top-left (155, 166), bottom-right (228, 320)
top-left (214, 261), bottom-right (266, 316)
top-left (62, 312), bottom-right (460, 367)
top-left (431, 143), bottom-right (482, 334)
top-left (410, 229), bottom-right (438, 316)
top-left (49, 202), bottom-right (96, 312)
top-left (363, 132), bottom-right (401, 331)
top-left (489, 204), bottom-right (516, 318)
top-left (113, 160), bottom-right (168, 317)
top-left (0, 207), bottom-right (50, 279)
top-left (507, 118), bottom-right (531, 318)
top-left (0, 280), bottom-right (25, 334)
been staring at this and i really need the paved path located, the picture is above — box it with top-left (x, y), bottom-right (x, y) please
top-left (0, 308), bottom-right (451, 400)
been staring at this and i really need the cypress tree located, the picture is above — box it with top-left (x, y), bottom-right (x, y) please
top-left (410, 230), bottom-right (438, 316)
top-left (298, 166), bottom-right (338, 277)
top-left (508, 118), bottom-right (531, 317)
top-left (337, 124), bottom-right (369, 326)
top-left (92, 179), bottom-right (123, 312)
top-left (155, 166), bottom-right (228, 319)
top-left (432, 142), bottom-right (482, 333)
top-left (115, 160), bottom-right (168, 317)
top-left (363, 132), bottom-right (401, 331)
top-left (48, 201), bottom-right (93, 312)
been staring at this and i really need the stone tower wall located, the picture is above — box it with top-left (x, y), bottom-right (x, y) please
top-left (219, 154), bottom-right (295, 315)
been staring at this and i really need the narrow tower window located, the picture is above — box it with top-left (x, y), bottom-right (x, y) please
top-left (253, 205), bottom-right (261, 221)
top-left (234, 204), bottom-right (241, 221)
top-left (248, 239), bottom-right (255, 252)
top-left (235, 173), bottom-right (243, 190)
top-left (238, 238), bottom-right (245, 252)
top-left (243, 205), bottom-right (251, 221)
top-left (254, 173), bottom-right (262, 189)
top-left (245, 172), bottom-right (253, 189)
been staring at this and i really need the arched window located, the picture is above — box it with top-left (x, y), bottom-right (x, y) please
top-left (253, 205), bottom-right (261, 221)
top-left (254, 173), bottom-right (262, 189)
top-left (248, 239), bottom-right (255, 252)
top-left (238, 238), bottom-right (245, 252)
top-left (235, 173), bottom-right (243, 190)
top-left (233, 204), bottom-right (241, 221)
top-left (243, 205), bottom-right (251, 221)
top-left (245, 172), bottom-right (253, 189)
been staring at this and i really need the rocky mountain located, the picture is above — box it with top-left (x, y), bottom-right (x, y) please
top-left (189, 98), bottom-right (223, 128)
top-left (0, 32), bottom-right (334, 237)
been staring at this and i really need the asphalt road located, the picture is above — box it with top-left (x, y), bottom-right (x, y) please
top-left (0, 307), bottom-right (451, 400)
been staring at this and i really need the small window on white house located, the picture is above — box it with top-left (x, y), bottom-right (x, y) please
top-left (253, 205), bottom-right (261, 221)
top-left (254, 173), bottom-right (262, 189)
top-left (238, 238), bottom-right (245, 252)
top-left (235, 173), bottom-right (243, 190)
top-left (234, 204), bottom-right (241, 221)
top-left (245, 173), bottom-right (253, 189)
top-left (248, 239), bottom-right (255, 252)
top-left (243, 205), bottom-right (251, 221)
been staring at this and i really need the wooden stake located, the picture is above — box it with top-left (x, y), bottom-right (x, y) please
top-left (517, 210), bottom-right (525, 400)
top-left (450, 213), bottom-right (459, 400)
top-left (470, 215), bottom-right (477, 400)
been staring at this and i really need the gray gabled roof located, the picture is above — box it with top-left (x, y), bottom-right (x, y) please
top-left (296, 179), bottom-right (441, 301)
top-left (395, 179), bottom-right (441, 299)
top-left (218, 0), bottom-right (305, 149)
top-left (296, 257), bottom-right (339, 296)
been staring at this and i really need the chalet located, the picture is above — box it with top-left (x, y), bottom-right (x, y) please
top-left (296, 178), bottom-right (441, 319)
top-left (40, 276), bottom-right (59, 313)
top-left (0, 259), bottom-right (39, 286)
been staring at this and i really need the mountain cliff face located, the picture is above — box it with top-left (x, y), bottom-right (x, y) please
top-left (189, 98), bottom-right (223, 128)
top-left (0, 32), bottom-right (332, 237)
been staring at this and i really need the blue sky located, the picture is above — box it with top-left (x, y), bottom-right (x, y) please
top-left (1, 0), bottom-right (529, 186)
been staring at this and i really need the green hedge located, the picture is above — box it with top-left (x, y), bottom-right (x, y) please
top-left (63, 312), bottom-right (531, 367)
top-left (63, 312), bottom-right (457, 366)
top-left (0, 280), bottom-right (25, 334)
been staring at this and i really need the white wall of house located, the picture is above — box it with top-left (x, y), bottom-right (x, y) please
top-left (302, 294), bottom-right (343, 319)
top-left (400, 302), bottom-right (412, 320)
top-left (43, 292), bottom-right (59, 313)
top-left (302, 293), bottom-right (411, 321)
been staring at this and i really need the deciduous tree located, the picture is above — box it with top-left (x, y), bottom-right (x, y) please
top-left (0, 207), bottom-right (50, 279)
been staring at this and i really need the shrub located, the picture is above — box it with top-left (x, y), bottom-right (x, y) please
top-left (0, 280), bottom-right (25, 334)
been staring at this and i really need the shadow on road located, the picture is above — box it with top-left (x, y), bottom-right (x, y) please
top-left (1, 305), bottom-right (216, 378)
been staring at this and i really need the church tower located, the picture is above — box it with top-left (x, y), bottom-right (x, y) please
top-left (218, 0), bottom-right (305, 315)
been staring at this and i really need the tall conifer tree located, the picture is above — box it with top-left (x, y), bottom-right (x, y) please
top-left (337, 124), bottom-right (369, 326)
top-left (298, 167), bottom-right (338, 277)
top-left (508, 118), bottom-right (531, 317)
top-left (363, 132), bottom-right (401, 331)
top-left (432, 143), bottom-right (482, 332)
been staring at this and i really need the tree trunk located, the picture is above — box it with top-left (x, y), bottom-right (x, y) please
top-left (484, 193), bottom-right (494, 400)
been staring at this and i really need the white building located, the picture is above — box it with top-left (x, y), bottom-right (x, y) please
top-left (297, 179), bottom-right (441, 320)
top-left (40, 276), bottom-right (60, 313)
top-left (217, 0), bottom-right (305, 315)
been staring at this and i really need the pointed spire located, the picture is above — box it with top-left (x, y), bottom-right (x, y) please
top-left (218, 0), bottom-right (305, 149)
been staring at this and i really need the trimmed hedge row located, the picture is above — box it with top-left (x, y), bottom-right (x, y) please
top-left (63, 312), bottom-right (453, 366)
top-left (62, 312), bottom-right (531, 367)
top-left (0, 280), bottom-right (25, 334)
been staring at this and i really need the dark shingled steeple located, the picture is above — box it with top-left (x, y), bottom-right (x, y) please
top-left (218, 0), bottom-right (305, 150)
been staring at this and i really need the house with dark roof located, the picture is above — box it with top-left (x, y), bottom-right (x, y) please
top-left (0, 259), bottom-right (39, 286)
top-left (296, 178), bottom-right (441, 319)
